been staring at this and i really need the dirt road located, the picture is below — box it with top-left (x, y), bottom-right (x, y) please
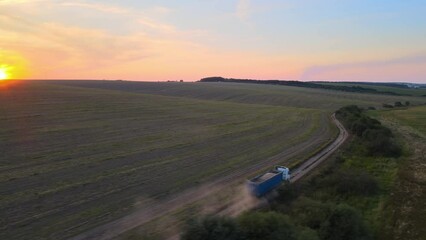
top-left (70, 114), bottom-right (347, 240)
top-left (290, 113), bottom-right (348, 182)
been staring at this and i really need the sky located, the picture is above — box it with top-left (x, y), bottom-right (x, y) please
top-left (0, 0), bottom-right (425, 82)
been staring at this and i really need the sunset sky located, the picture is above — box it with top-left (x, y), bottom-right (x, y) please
top-left (0, 0), bottom-right (425, 82)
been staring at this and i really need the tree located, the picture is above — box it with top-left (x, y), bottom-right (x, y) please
top-left (394, 101), bottom-right (403, 107)
top-left (405, 101), bottom-right (410, 106)
top-left (382, 103), bottom-right (393, 108)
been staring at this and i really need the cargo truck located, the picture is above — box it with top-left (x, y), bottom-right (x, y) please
top-left (247, 166), bottom-right (290, 197)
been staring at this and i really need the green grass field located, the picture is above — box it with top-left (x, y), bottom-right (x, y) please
top-left (370, 106), bottom-right (426, 240)
top-left (373, 106), bottom-right (426, 134)
top-left (1, 81), bottom-right (425, 239)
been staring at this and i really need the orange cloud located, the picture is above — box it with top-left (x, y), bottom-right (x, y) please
top-left (1, 6), bottom-right (303, 81)
top-left (0, 1), bottom-right (306, 81)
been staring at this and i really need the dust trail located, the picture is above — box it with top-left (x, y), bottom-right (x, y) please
top-left (217, 184), bottom-right (266, 217)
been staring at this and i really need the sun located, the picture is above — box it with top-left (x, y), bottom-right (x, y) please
top-left (0, 68), bottom-right (9, 80)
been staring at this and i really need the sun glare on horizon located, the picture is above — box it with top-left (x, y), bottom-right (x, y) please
top-left (0, 70), bottom-right (7, 80)
top-left (0, 68), bottom-right (9, 80)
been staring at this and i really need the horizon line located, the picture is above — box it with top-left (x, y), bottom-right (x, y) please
top-left (3, 78), bottom-right (426, 84)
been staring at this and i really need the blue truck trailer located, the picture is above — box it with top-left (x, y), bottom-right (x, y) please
top-left (247, 166), bottom-right (290, 197)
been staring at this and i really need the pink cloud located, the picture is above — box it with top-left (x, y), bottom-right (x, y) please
top-left (301, 55), bottom-right (426, 82)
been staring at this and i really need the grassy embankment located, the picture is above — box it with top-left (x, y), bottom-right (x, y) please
top-left (370, 106), bottom-right (426, 240)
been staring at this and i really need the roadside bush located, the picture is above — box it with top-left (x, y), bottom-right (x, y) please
top-left (319, 204), bottom-right (371, 240)
top-left (350, 121), bottom-right (368, 137)
top-left (181, 215), bottom-right (240, 240)
top-left (237, 211), bottom-right (297, 240)
top-left (291, 197), bottom-right (332, 230)
top-left (362, 128), bottom-right (392, 141)
top-left (275, 182), bottom-right (302, 205)
top-left (366, 137), bottom-right (401, 157)
top-left (326, 170), bottom-right (378, 196)
top-left (394, 101), bottom-right (403, 107)
top-left (182, 211), bottom-right (324, 240)
top-left (337, 105), bottom-right (402, 157)
top-left (296, 228), bottom-right (320, 240)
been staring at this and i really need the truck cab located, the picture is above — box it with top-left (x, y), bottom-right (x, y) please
top-left (275, 166), bottom-right (290, 181)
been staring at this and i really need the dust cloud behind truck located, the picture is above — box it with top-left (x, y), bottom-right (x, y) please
top-left (247, 166), bottom-right (290, 197)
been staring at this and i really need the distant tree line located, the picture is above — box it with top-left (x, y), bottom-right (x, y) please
top-left (314, 81), bottom-right (420, 89)
top-left (382, 101), bottom-right (410, 108)
top-left (199, 77), bottom-right (408, 96)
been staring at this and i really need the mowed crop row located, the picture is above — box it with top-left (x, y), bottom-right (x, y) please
top-left (0, 82), bottom-right (330, 239)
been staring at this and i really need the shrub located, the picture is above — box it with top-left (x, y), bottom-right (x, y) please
top-left (337, 105), bottom-right (401, 157)
top-left (276, 182), bottom-right (302, 205)
top-left (319, 204), bottom-right (371, 240)
top-left (366, 137), bottom-right (401, 157)
top-left (237, 211), bottom-right (297, 240)
top-left (296, 228), bottom-right (320, 240)
top-left (394, 101), bottom-right (403, 107)
top-left (291, 198), bottom-right (332, 230)
top-left (181, 216), bottom-right (240, 240)
top-left (362, 128), bottom-right (392, 141)
top-left (327, 170), bottom-right (378, 196)
top-left (350, 121), bottom-right (368, 136)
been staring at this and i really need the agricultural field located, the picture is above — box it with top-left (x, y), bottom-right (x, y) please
top-left (50, 80), bottom-right (426, 110)
top-left (1, 80), bottom-right (425, 239)
top-left (1, 81), bottom-right (330, 239)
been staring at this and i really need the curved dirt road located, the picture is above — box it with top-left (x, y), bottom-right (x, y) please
top-left (290, 113), bottom-right (348, 182)
top-left (70, 114), bottom-right (347, 240)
